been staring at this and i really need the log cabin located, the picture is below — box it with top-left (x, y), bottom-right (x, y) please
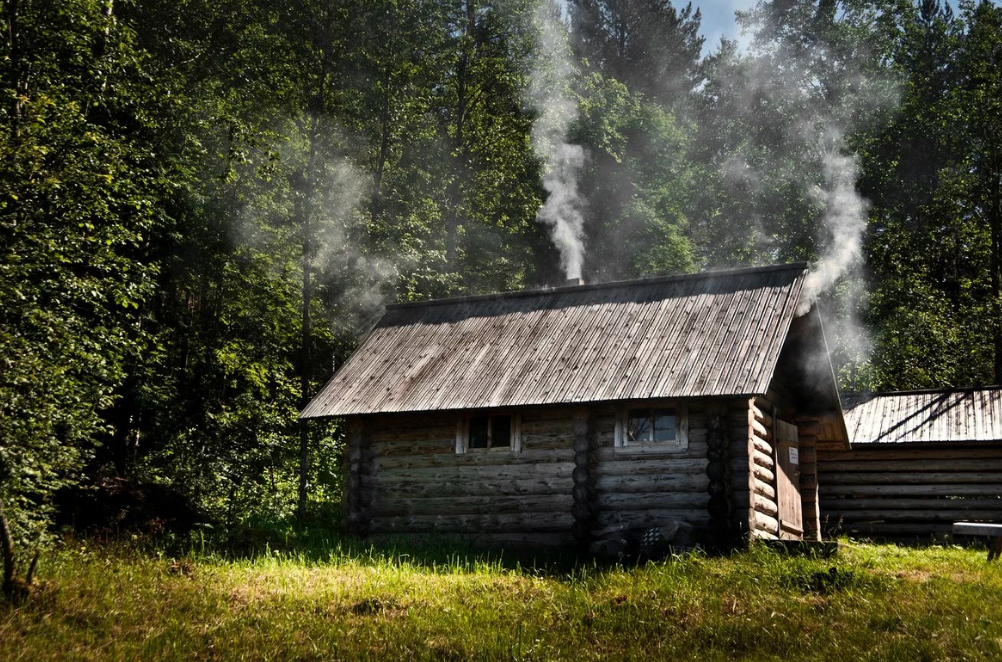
top-left (301, 263), bottom-right (850, 552)
top-left (819, 386), bottom-right (1002, 541)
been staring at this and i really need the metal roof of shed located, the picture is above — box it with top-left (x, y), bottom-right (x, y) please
top-left (843, 386), bottom-right (1002, 445)
top-left (301, 263), bottom-right (809, 417)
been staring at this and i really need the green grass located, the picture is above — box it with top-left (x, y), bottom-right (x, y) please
top-left (4, 538), bottom-right (1002, 661)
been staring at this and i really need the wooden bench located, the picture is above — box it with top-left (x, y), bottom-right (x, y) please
top-left (953, 522), bottom-right (1002, 560)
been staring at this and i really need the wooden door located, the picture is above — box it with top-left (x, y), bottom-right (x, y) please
top-left (774, 419), bottom-right (803, 540)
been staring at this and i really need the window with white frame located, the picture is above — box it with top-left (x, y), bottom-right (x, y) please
top-left (614, 403), bottom-right (688, 451)
top-left (456, 411), bottom-right (521, 453)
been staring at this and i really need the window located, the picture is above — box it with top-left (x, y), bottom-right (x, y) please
top-left (456, 412), bottom-right (521, 453)
top-left (615, 404), bottom-right (688, 452)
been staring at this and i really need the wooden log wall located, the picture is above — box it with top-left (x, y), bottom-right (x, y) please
top-left (348, 398), bottom-right (758, 549)
top-left (817, 444), bottom-right (1002, 540)
top-left (344, 418), bottom-right (374, 534)
top-left (795, 418), bottom-right (821, 541)
top-left (571, 408), bottom-right (597, 549)
top-left (363, 409), bottom-right (577, 547)
top-left (591, 404), bottom-right (706, 535)
top-left (749, 398), bottom-right (779, 540)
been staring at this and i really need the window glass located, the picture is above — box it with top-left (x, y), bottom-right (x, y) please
top-left (492, 415), bottom-right (511, 448)
top-left (468, 416), bottom-right (490, 449)
top-left (653, 409), bottom-right (677, 442)
top-left (627, 410), bottom-right (651, 442)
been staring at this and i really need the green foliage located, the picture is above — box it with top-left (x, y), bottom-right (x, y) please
top-left (4, 0), bottom-right (1002, 546)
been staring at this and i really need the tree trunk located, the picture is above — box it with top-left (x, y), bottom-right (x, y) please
top-left (297, 115), bottom-right (320, 522)
top-left (372, 67), bottom-right (392, 215)
top-left (445, 0), bottom-right (476, 268)
top-left (0, 495), bottom-right (15, 591)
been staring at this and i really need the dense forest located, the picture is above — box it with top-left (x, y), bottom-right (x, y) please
top-left (1, 0), bottom-right (1001, 568)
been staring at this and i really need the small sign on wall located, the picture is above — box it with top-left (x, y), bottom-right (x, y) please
top-left (788, 447), bottom-right (799, 465)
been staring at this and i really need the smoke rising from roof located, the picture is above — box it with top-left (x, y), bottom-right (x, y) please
top-left (527, 2), bottom-right (587, 281)
top-left (798, 141), bottom-right (869, 316)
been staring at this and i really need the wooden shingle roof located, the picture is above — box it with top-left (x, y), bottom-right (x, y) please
top-left (301, 263), bottom-right (809, 417)
top-left (844, 386), bottom-right (1002, 445)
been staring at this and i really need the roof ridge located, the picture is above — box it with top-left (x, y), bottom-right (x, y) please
top-left (385, 262), bottom-right (809, 311)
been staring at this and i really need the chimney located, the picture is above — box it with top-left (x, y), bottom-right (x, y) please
top-left (564, 277), bottom-right (584, 287)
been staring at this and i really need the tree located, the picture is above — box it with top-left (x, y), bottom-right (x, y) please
top-left (0, 0), bottom-right (160, 572)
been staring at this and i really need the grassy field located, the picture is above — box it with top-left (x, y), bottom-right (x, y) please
top-left (3, 537), bottom-right (1002, 661)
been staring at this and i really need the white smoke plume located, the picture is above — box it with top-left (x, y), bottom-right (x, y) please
top-left (797, 141), bottom-right (870, 316)
top-left (527, 2), bottom-right (586, 280)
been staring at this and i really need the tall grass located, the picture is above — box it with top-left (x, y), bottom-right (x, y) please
top-left (3, 539), bottom-right (1002, 661)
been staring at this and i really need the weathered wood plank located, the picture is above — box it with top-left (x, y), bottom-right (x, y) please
top-left (821, 498), bottom-right (1002, 511)
top-left (594, 458), bottom-right (708, 476)
top-left (596, 492), bottom-right (707, 511)
top-left (753, 477), bottom-right (776, 500)
top-left (371, 477), bottom-right (571, 498)
top-left (376, 462), bottom-right (575, 483)
top-left (371, 494), bottom-right (574, 517)
top-left (819, 447), bottom-right (1002, 462)
top-left (595, 473), bottom-right (708, 493)
top-left (822, 472), bottom-right (1002, 486)
top-left (818, 459), bottom-right (1002, 473)
top-left (752, 463), bottom-right (775, 484)
top-left (753, 510), bottom-right (779, 535)
top-left (596, 441), bottom-right (708, 460)
top-left (375, 448), bottom-right (573, 470)
top-left (752, 493), bottom-right (778, 517)
top-left (595, 509), bottom-right (710, 528)
top-left (752, 448), bottom-right (774, 470)
top-left (820, 483), bottom-right (1002, 497)
top-left (369, 512), bottom-right (572, 534)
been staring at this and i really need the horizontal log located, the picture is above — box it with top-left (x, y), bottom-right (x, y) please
top-left (752, 435), bottom-right (772, 457)
top-left (371, 477), bottom-right (572, 499)
top-left (596, 492), bottom-right (707, 512)
top-left (753, 510), bottom-right (779, 535)
top-left (521, 435), bottom-right (573, 451)
top-left (369, 512), bottom-right (572, 534)
top-left (595, 473), bottom-right (708, 494)
top-left (595, 458), bottom-right (708, 476)
top-left (752, 404), bottom-right (774, 428)
top-left (753, 463), bottom-right (775, 484)
top-left (752, 448), bottom-right (774, 471)
top-left (829, 509), bottom-right (1002, 523)
top-left (751, 418), bottom-right (772, 441)
top-left (596, 442), bottom-right (708, 460)
top-left (371, 439), bottom-right (454, 457)
top-left (819, 447), bottom-right (1002, 462)
top-left (820, 483), bottom-right (1002, 498)
top-left (751, 528), bottom-right (779, 541)
top-left (820, 497), bottom-right (1002, 512)
top-left (821, 472), bottom-right (1002, 486)
top-left (375, 448), bottom-right (572, 470)
top-left (752, 493), bottom-right (778, 517)
top-left (596, 509), bottom-right (709, 529)
top-left (371, 494), bottom-right (574, 517)
top-left (799, 447), bottom-right (817, 465)
top-left (818, 458), bottom-right (1002, 473)
top-left (370, 426), bottom-right (455, 444)
top-left (753, 478), bottom-right (776, 500)
top-left (377, 462), bottom-right (575, 483)
top-left (816, 441), bottom-right (847, 452)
